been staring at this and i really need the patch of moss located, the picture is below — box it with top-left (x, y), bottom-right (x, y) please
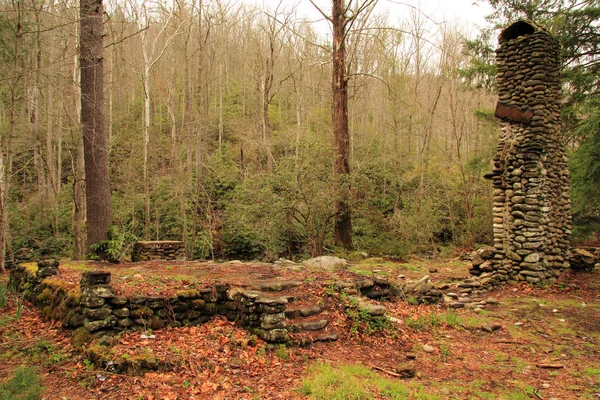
top-left (43, 278), bottom-right (74, 294)
top-left (130, 348), bottom-right (158, 371)
top-left (176, 289), bottom-right (200, 300)
top-left (65, 288), bottom-right (81, 306)
top-left (72, 327), bottom-right (93, 348)
top-left (41, 305), bottom-right (53, 319)
top-left (59, 261), bottom-right (91, 272)
top-left (85, 343), bottom-right (110, 367)
top-left (21, 262), bottom-right (38, 275)
top-left (51, 302), bottom-right (71, 320)
top-left (130, 306), bottom-right (154, 319)
top-left (36, 288), bottom-right (55, 304)
top-left (64, 308), bottom-right (84, 328)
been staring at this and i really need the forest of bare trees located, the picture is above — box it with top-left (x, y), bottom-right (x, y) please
top-left (0, 0), bottom-right (511, 265)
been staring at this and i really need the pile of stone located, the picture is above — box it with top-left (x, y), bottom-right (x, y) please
top-left (131, 241), bottom-right (185, 262)
top-left (569, 248), bottom-right (598, 271)
top-left (482, 21), bottom-right (571, 285)
top-left (334, 275), bottom-right (442, 305)
top-left (399, 275), bottom-right (443, 304)
top-left (227, 288), bottom-right (289, 342)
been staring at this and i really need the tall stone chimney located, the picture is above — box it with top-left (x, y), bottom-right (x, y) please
top-left (472, 21), bottom-right (572, 284)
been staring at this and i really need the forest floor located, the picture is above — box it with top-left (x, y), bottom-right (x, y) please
top-left (0, 256), bottom-right (599, 400)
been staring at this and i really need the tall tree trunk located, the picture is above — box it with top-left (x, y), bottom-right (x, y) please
top-left (332, 0), bottom-right (352, 250)
top-left (80, 0), bottom-right (112, 247)
top-left (72, 22), bottom-right (86, 260)
top-left (142, 68), bottom-right (151, 239)
top-left (1, 3), bottom-right (22, 272)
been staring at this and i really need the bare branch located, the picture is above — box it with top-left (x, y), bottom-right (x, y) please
top-left (308, 0), bottom-right (333, 22)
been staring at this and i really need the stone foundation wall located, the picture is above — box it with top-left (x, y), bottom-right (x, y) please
top-left (8, 263), bottom-right (289, 343)
top-left (474, 21), bottom-right (571, 284)
top-left (131, 241), bottom-right (185, 262)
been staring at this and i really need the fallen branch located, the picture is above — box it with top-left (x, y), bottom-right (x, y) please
top-left (493, 340), bottom-right (526, 344)
top-left (535, 362), bottom-right (564, 369)
top-left (370, 364), bottom-right (403, 378)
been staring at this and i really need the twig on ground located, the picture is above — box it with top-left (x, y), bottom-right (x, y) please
top-left (370, 364), bottom-right (403, 378)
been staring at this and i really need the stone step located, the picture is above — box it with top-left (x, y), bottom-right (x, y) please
top-left (289, 318), bottom-right (329, 332)
top-left (291, 331), bottom-right (339, 346)
top-left (252, 280), bottom-right (302, 292)
top-left (284, 305), bottom-right (323, 319)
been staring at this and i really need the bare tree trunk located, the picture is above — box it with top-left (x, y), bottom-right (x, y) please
top-left (1, 3), bottom-right (22, 272)
top-left (261, 67), bottom-right (273, 171)
top-left (332, 0), bottom-right (352, 250)
top-left (142, 66), bottom-right (151, 239)
top-left (73, 23), bottom-right (86, 260)
top-left (80, 0), bottom-right (112, 247)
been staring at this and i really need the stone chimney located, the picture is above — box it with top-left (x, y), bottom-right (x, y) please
top-left (473, 21), bottom-right (571, 284)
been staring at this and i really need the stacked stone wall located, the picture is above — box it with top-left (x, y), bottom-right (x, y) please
top-left (472, 21), bottom-right (571, 284)
top-left (131, 241), bottom-right (185, 262)
top-left (9, 263), bottom-right (289, 343)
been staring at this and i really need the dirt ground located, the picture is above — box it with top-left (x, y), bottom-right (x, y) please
top-left (1, 257), bottom-right (599, 399)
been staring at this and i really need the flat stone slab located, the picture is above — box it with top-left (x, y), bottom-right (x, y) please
top-left (312, 333), bottom-right (338, 342)
top-left (253, 280), bottom-right (303, 292)
top-left (358, 302), bottom-right (386, 317)
top-left (297, 319), bottom-right (329, 331)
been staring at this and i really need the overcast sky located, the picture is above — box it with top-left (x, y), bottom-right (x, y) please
top-left (242, 0), bottom-right (494, 38)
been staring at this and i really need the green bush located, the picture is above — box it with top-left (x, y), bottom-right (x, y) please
top-left (0, 366), bottom-right (43, 400)
top-left (91, 225), bottom-right (136, 263)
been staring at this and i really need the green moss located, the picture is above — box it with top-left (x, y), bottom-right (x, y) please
top-left (584, 367), bottom-right (600, 379)
top-left (130, 306), bottom-right (154, 319)
top-left (41, 306), bottom-right (53, 319)
top-left (191, 299), bottom-right (206, 309)
top-left (43, 278), bottom-right (73, 294)
top-left (65, 288), bottom-right (81, 306)
top-left (21, 263), bottom-right (38, 275)
top-left (176, 289), bottom-right (200, 300)
top-left (72, 327), bottom-right (93, 348)
top-left (36, 288), bottom-right (55, 304)
top-left (64, 308), bottom-right (84, 328)
top-left (129, 348), bottom-right (158, 370)
top-left (51, 303), bottom-right (70, 320)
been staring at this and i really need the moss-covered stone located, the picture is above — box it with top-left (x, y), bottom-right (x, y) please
top-left (65, 288), bottom-right (81, 307)
top-left (190, 299), bottom-right (206, 310)
top-left (64, 308), bottom-right (85, 328)
top-left (148, 316), bottom-right (165, 330)
top-left (118, 318), bottom-right (133, 328)
top-left (72, 327), bottom-right (93, 347)
top-left (110, 295), bottom-right (128, 306)
top-left (130, 294), bottom-right (147, 305)
top-left (85, 307), bottom-right (113, 320)
top-left (36, 288), bottom-right (55, 304)
top-left (113, 308), bottom-right (130, 318)
top-left (202, 303), bottom-right (217, 315)
top-left (21, 262), bottom-right (39, 275)
top-left (51, 303), bottom-right (70, 320)
top-left (146, 297), bottom-right (165, 309)
top-left (80, 294), bottom-right (105, 308)
top-left (176, 289), bottom-right (200, 300)
top-left (130, 306), bottom-right (154, 319)
top-left (84, 315), bottom-right (118, 332)
top-left (256, 328), bottom-right (289, 343)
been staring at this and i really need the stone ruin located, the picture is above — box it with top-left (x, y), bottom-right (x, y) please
top-left (131, 241), bottom-right (185, 262)
top-left (472, 21), bottom-right (572, 284)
